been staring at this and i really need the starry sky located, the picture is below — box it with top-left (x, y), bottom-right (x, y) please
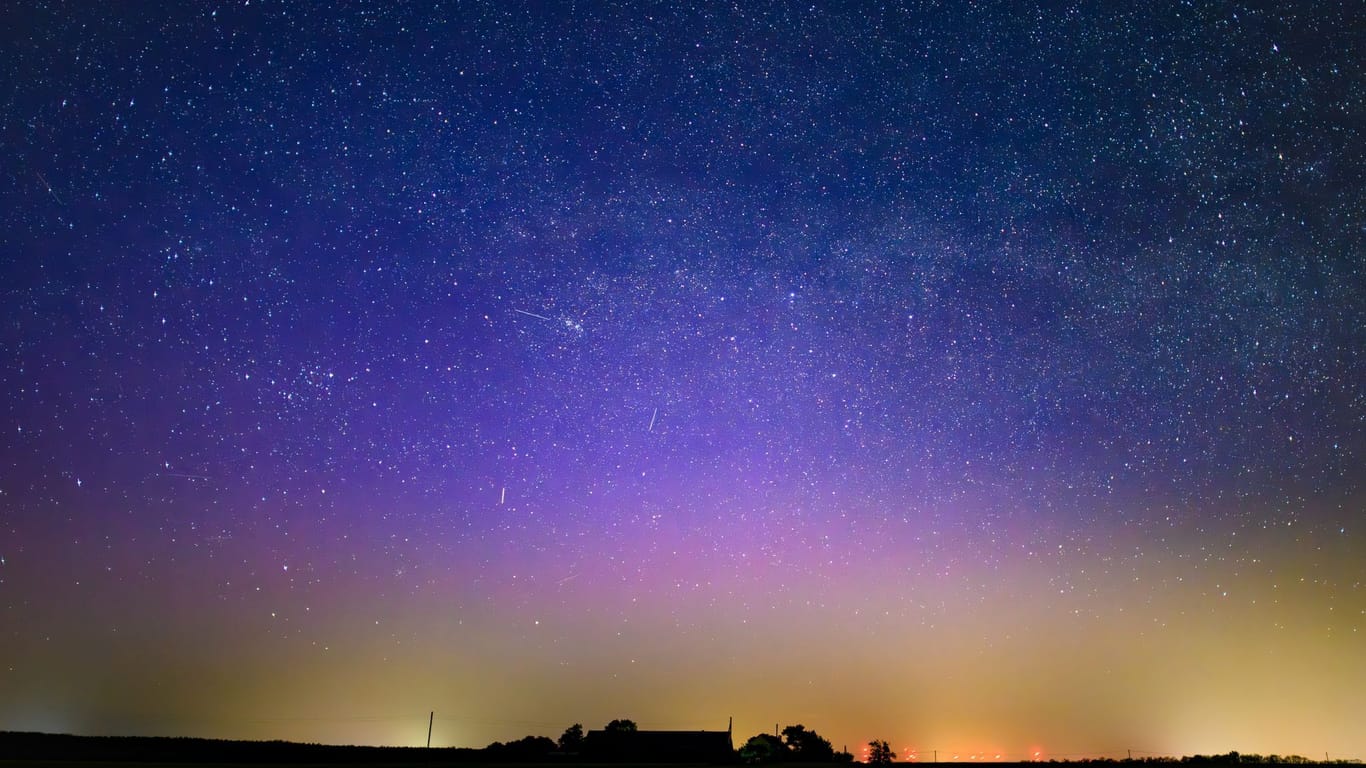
top-left (1, 0), bottom-right (1363, 759)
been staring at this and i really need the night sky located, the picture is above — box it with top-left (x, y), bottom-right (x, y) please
top-left (2, 0), bottom-right (1363, 759)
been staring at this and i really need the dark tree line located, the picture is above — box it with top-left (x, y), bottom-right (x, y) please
top-left (555, 719), bottom-right (636, 753)
top-left (740, 724), bottom-right (855, 764)
top-left (481, 734), bottom-right (557, 761)
top-left (1179, 754), bottom-right (1325, 765)
top-left (7, 725), bottom-right (1344, 765)
top-left (466, 719), bottom-right (644, 761)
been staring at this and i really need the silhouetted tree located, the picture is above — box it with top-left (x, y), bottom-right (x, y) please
top-left (558, 723), bottom-right (584, 752)
top-left (783, 725), bottom-right (836, 762)
top-left (742, 733), bottom-right (787, 764)
top-left (605, 718), bottom-right (639, 733)
top-left (867, 740), bottom-right (896, 765)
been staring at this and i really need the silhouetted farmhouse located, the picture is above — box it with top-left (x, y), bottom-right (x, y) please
top-left (581, 723), bottom-right (735, 763)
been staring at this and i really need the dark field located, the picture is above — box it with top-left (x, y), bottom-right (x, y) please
top-left (3, 733), bottom-right (1347, 768)
top-left (3, 761), bottom-right (726, 768)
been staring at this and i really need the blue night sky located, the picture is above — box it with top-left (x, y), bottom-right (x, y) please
top-left (1, 1), bottom-right (1362, 758)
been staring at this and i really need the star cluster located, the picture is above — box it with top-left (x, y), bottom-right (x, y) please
top-left (1, 1), bottom-right (1362, 758)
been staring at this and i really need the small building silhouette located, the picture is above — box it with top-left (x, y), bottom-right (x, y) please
top-left (581, 721), bottom-right (735, 763)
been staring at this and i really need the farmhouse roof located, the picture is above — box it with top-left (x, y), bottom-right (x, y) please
top-left (581, 727), bottom-right (735, 763)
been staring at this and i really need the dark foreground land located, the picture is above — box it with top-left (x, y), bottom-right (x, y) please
top-left (2, 732), bottom-right (1356, 768)
top-left (2, 730), bottom-right (479, 766)
top-left (1, 730), bottom-right (707, 767)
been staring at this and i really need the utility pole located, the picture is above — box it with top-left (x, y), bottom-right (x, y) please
top-left (934, 750), bottom-right (938, 763)
top-left (427, 711), bottom-right (434, 749)
top-left (1129, 750), bottom-right (1133, 761)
